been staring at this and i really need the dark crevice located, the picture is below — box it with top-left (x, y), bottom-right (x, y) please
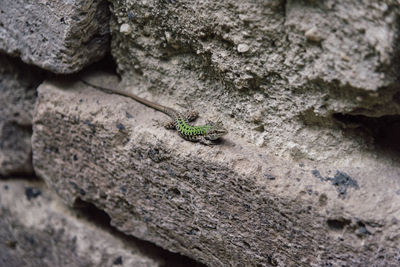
top-left (46, 52), bottom-right (120, 95)
top-left (0, 52), bottom-right (50, 82)
top-left (83, 51), bottom-right (118, 75)
top-left (55, 51), bottom-right (119, 81)
top-left (326, 218), bottom-right (351, 231)
top-left (0, 174), bottom-right (40, 180)
top-left (73, 198), bottom-right (206, 267)
top-left (333, 113), bottom-right (400, 154)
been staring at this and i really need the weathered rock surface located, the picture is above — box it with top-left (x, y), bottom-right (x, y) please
top-left (110, 0), bottom-right (400, 161)
top-left (0, 0), bottom-right (110, 73)
top-left (32, 75), bottom-right (400, 266)
top-left (0, 54), bottom-right (44, 176)
top-left (0, 179), bottom-right (164, 267)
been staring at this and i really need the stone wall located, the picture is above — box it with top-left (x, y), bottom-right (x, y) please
top-left (1, 0), bottom-right (400, 266)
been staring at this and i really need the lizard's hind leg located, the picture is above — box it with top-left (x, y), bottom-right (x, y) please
top-left (199, 136), bottom-right (215, 146)
top-left (152, 119), bottom-right (176, 129)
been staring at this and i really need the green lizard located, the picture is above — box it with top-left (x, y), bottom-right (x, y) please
top-left (81, 79), bottom-right (228, 145)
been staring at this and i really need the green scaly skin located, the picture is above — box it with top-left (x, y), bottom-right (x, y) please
top-left (81, 79), bottom-right (228, 145)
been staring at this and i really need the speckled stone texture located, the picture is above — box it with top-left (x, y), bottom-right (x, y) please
top-left (32, 74), bottom-right (400, 266)
top-left (0, 54), bottom-right (44, 176)
top-left (0, 0), bottom-right (110, 73)
top-left (110, 0), bottom-right (400, 161)
top-left (0, 179), bottom-right (162, 267)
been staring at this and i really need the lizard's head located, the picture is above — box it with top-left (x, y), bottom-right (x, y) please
top-left (205, 120), bottom-right (228, 140)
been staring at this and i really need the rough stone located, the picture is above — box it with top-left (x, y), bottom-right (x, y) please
top-left (237, 44), bottom-right (249, 53)
top-left (0, 54), bottom-right (44, 176)
top-left (32, 75), bottom-right (400, 266)
top-left (0, 0), bottom-right (110, 73)
top-left (109, 0), bottom-right (400, 161)
top-left (0, 179), bottom-right (163, 267)
top-left (304, 27), bottom-right (323, 42)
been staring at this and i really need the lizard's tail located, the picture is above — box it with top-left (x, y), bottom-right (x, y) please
top-left (80, 79), bottom-right (169, 114)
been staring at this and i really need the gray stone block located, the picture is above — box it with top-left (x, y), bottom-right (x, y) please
top-left (0, 0), bottom-right (110, 73)
top-left (0, 54), bottom-right (44, 176)
top-left (0, 179), bottom-right (163, 267)
top-left (32, 75), bottom-right (400, 266)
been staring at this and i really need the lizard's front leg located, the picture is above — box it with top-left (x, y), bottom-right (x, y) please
top-left (182, 111), bottom-right (199, 122)
top-left (175, 101), bottom-right (198, 122)
top-left (198, 136), bottom-right (215, 146)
